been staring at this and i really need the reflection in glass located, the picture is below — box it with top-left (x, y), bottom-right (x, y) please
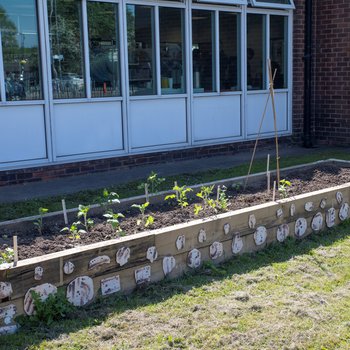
top-left (247, 14), bottom-right (265, 90)
top-left (127, 5), bottom-right (156, 96)
top-left (159, 7), bottom-right (185, 95)
top-left (270, 15), bottom-right (287, 89)
top-left (47, 0), bottom-right (85, 99)
top-left (0, 0), bottom-right (42, 101)
top-left (219, 12), bottom-right (239, 92)
top-left (88, 2), bottom-right (120, 98)
top-left (192, 10), bottom-right (216, 93)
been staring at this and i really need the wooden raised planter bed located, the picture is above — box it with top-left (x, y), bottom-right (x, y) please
top-left (1, 174), bottom-right (349, 334)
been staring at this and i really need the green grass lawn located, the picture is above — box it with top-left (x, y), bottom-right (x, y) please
top-left (2, 222), bottom-right (350, 350)
top-left (1, 148), bottom-right (350, 222)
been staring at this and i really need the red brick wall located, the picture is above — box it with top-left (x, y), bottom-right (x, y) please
top-left (314, 0), bottom-right (350, 145)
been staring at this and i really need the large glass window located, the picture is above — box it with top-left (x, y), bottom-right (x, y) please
top-left (88, 2), bottom-right (121, 98)
top-left (127, 5), bottom-right (156, 96)
top-left (219, 12), bottom-right (239, 92)
top-left (159, 7), bottom-right (185, 95)
top-left (0, 0), bottom-right (42, 101)
top-left (192, 10), bottom-right (216, 93)
top-left (270, 15), bottom-right (287, 89)
top-left (251, 0), bottom-right (295, 10)
top-left (47, 0), bottom-right (85, 99)
top-left (247, 14), bottom-right (265, 91)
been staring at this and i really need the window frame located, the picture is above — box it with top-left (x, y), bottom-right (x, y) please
top-left (196, 0), bottom-right (247, 6)
top-left (250, 0), bottom-right (295, 10)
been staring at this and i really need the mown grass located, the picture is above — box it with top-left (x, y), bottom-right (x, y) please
top-left (2, 222), bottom-right (350, 350)
top-left (1, 149), bottom-right (350, 222)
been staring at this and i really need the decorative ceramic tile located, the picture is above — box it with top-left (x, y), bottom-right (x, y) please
top-left (232, 233), bottom-right (243, 254)
top-left (209, 242), bottom-right (224, 260)
top-left (146, 247), bottom-right (158, 263)
top-left (187, 249), bottom-right (201, 269)
top-left (276, 224), bottom-right (289, 243)
top-left (101, 276), bottom-right (121, 296)
top-left (66, 276), bottom-right (94, 307)
top-left (254, 226), bottom-right (267, 246)
top-left (339, 202), bottom-right (349, 221)
top-left (34, 266), bottom-right (44, 281)
top-left (198, 229), bottom-right (206, 243)
top-left (176, 235), bottom-right (185, 250)
top-left (276, 208), bottom-right (283, 218)
top-left (135, 266), bottom-right (151, 285)
top-left (163, 256), bottom-right (176, 276)
top-left (305, 202), bottom-right (314, 212)
top-left (223, 223), bottom-right (231, 235)
top-left (88, 256), bottom-right (111, 270)
top-left (290, 203), bottom-right (296, 217)
top-left (0, 304), bottom-right (16, 325)
top-left (319, 198), bottom-right (327, 209)
top-left (336, 191), bottom-right (343, 204)
top-left (63, 261), bottom-right (75, 275)
top-left (24, 283), bottom-right (57, 315)
top-left (295, 218), bottom-right (307, 237)
top-left (248, 214), bottom-right (256, 229)
top-left (0, 282), bottom-right (13, 300)
top-left (311, 212), bottom-right (323, 231)
top-left (326, 207), bottom-right (336, 228)
top-left (116, 247), bottom-right (130, 266)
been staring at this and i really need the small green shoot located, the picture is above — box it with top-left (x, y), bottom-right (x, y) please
top-left (60, 222), bottom-right (84, 241)
top-left (138, 171), bottom-right (166, 194)
top-left (131, 202), bottom-right (154, 228)
top-left (194, 204), bottom-right (203, 216)
top-left (216, 185), bottom-right (230, 212)
top-left (33, 207), bottom-right (49, 235)
top-left (103, 211), bottom-right (125, 235)
top-left (77, 205), bottom-right (94, 233)
top-left (165, 184), bottom-right (192, 209)
top-left (99, 189), bottom-right (120, 211)
top-left (196, 185), bottom-right (216, 212)
top-left (0, 247), bottom-right (14, 265)
top-left (278, 179), bottom-right (292, 199)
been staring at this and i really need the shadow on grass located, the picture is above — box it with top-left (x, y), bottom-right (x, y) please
top-left (2, 221), bottom-right (350, 350)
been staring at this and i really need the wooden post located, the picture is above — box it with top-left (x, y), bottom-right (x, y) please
top-left (267, 154), bottom-right (271, 194)
top-left (273, 181), bottom-right (276, 202)
top-left (174, 181), bottom-right (179, 200)
top-left (145, 183), bottom-right (149, 203)
top-left (62, 199), bottom-right (68, 225)
top-left (13, 236), bottom-right (18, 266)
top-left (217, 185), bottom-right (220, 201)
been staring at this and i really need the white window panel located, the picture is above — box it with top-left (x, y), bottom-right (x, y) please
top-left (250, 0), bottom-right (295, 10)
top-left (196, 0), bottom-right (247, 6)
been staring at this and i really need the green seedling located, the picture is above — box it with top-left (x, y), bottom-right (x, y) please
top-left (77, 205), bottom-right (94, 233)
top-left (138, 171), bottom-right (166, 194)
top-left (197, 185), bottom-right (216, 211)
top-left (131, 202), bottom-right (154, 228)
top-left (0, 247), bottom-right (14, 265)
top-left (194, 204), bottom-right (203, 216)
top-left (165, 184), bottom-right (192, 209)
top-left (216, 185), bottom-right (230, 212)
top-left (99, 189), bottom-right (120, 211)
top-left (33, 207), bottom-right (49, 235)
top-left (278, 179), bottom-right (292, 199)
top-left (103, 211), bottom-right (125, 235)
top-left (60, 222), bottom-right (84, 241)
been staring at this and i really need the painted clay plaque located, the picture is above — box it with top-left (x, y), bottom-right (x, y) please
top-left (135, 266), bottom-right (151, 285)
top-left (232, 233), bottom-right (243, 254)
top-left (146, 246), bottom-right (158, 263)
top-left (116, 247), bottom-right (130, 266)
top-left (290, 203), bottom-right (296, 217)
top-left (198, 229), bottom-right (206, 243)
top-left (320, 198), bottom-right (327, 209)
top-left (101, 276), bottom-right (121, 296)
top-left (63, 261), bottom-right (75, 275)
top-left (276, 208), bottom-right (283, 218)
top-left (305, 202), bottom-right (314, 212)
top-left (89, 256), bottom-right (111, 270)
top-left (187, 249), bottom-right (201, 269)
top-left (34, 266), bottom-right (44, 281)
top-left (248, 214), bottom-right (256, 229)
top-left (326, 207), bottom-right (336, 228)
top-left (176, 235), bottom-right (185, 250)
top-left (254, 226), bottom-right (267, 246)
top-left (336, 191), bottom-right (343, 204)
top-left (339, 203), bottom-right (349, 221)
top-left (163, 256), bottom-right (176, 276)
top-left (295, 218), bottom-right (307, 237)
top-left (24, 283), bottom-right (57, 315)
top-left (67, 276), bottom-right (94, 307)
top-left (311, 212), bottom-right (323, 232)
top-left (0, 282), bottom-right (12, 300)
top-left (210, 242), bottom-right (224, 260)
top-left (0, 304), bottom-right (16, 325)
top-left (276, 224), bottom-right (289, 243)
top-left (0, 324), bottom-right (18, 335)
top-left (223, 223), bottom-right (230, 235)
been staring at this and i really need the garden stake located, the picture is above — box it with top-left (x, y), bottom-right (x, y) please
top-left (13, 235), bottom-right (18, 266)
top-left (267, 154), bottom-right (271, 194)
top-left (62, 199), bottom-right (68, 225)
top-left (273, 181), bottom-right (276, 202)
top-left (217, 185), bottom-right (220, 201)
top-left (174, 181), bottom-right (179, 200)
top-left (145, 183), bottom-right (149, 202)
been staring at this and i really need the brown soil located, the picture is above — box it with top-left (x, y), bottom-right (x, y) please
top-left (1, 164), bottom-right (350, 260)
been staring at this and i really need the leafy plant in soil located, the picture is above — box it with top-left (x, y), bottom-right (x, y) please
top-left (138, 171), bottom-right (166, 194)
top-left (216, 185), bottom-right (230, 212)
top-left (60, 222), bottom-right (84, 241)
top-left (77, 205), bottom-right (94, 233)
top-left (33, 207), bottom-right (48, 235)
top-left (131, 202), bottom-right (154, 228)
top-left (278, 179), bottom-right (292, 199)
top-left (196, 185), bottom-right (216, 212)
top-left (103, 211), bottom-right (125, 236)
top-left (98, 189), bottom-right (120, 212)
top-left (165, 184), bottom-right (193, 210)
top-left (0, 246), bottom-right (14, 265)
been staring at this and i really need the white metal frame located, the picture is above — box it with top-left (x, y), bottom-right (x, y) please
top-left (250, 0), bottom-right (295, 10)
top-left (0, 0), bottom-right (294, 171)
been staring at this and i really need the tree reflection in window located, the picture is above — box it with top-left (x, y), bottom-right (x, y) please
top-left (0, 0), bottom-right (42, 101)
top-left (47, 0), bottom-right (85, 99)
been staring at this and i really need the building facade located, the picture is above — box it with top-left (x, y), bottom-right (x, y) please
top-left (0, 0), bottom-right (345, 186)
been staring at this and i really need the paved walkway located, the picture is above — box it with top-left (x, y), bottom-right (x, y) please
top-left (0, 145), bottom-right (328, 203)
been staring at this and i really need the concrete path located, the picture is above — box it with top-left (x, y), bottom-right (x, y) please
top-left (0, 145), bottom-right (332, 203)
